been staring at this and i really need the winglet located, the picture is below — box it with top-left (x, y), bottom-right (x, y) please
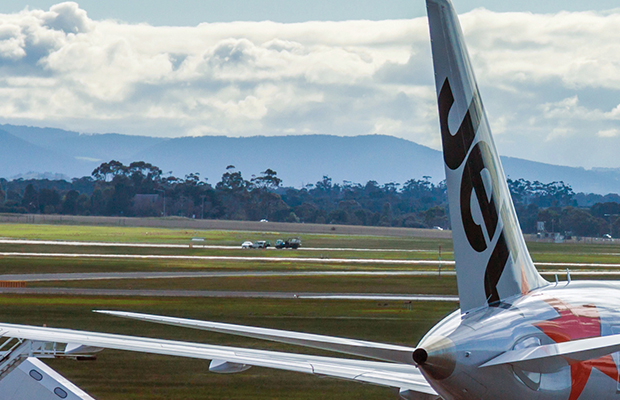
top-left (426, 0), bottom-right (547, 313)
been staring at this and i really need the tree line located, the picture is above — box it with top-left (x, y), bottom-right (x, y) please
top-left (1, 160), bottom-right (620, 237)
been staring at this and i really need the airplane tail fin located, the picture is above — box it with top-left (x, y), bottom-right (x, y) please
top-left (426, 0), bottom-right (547, 313)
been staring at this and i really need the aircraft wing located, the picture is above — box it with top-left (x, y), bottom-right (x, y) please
top-left (0, 322), bottom-right (437, 398)
top-left (481, 333), bottom-right (620, 372)
top-left (95, 310), bottom-right (417, 364)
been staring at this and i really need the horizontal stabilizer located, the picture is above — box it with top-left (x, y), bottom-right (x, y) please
top-left (480, 333), bottom-right (620, 372)
top-left (95, 310), bottom-right (417, 364)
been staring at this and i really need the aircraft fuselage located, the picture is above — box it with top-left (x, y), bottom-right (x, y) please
top-left (419, 280), bottom-right (620, 400)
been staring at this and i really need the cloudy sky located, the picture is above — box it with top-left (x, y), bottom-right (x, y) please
top-left (1, 1), bottom-right (620, 170)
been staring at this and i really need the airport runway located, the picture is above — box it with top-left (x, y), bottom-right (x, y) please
top-left (2, 270), bottom-right (618, 283)
top-left (0, 251), bottom-right (448, 265)
top-left (4, 251), bottom-right (620, 269)
top-left (0, 270), bottom-right (454, 282)
top-left (0, 287), bottom-right (459, 301)
top-left (0, 239), bottom-right (428, 253)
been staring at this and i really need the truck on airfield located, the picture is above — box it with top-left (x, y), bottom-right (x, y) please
top-left (275, 238), bottom-right (301, 249)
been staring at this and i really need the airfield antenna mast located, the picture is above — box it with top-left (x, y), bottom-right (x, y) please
top-left (156, 189), bottom-right (166, 217)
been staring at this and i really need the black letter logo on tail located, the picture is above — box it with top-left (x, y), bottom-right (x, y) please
top-left (440, 78), bottom-right (517, 306)
top-left (438, 79), bottom-right (482, 170)
top-left (460, 141), bottom-right (500, 252)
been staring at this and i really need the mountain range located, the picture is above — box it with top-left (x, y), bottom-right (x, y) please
top-left (1, 124), bottom-right (619, 194)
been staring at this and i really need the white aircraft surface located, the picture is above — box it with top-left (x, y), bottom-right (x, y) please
top-left (1, 0), bottom-right (618, 399)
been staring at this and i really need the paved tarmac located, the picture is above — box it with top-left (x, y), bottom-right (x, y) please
top-left (0, 251), bottom-right (449, 265)
top-left (2, 270), bottom-right (616, 283)
top-left (0, 270), bottom-right (453, 282)
top-left (0, 239), bottom-right (428, 252)
top-left (4, 250), bottom-right (620, 269)
top-left (0, 287), bottom-right (459, 301)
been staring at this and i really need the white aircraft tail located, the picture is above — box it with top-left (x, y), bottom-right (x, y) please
top-left (426, 0), bottom-right (547, 313)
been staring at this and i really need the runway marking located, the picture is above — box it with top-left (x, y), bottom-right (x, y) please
top-left (0, 251), bottom-right (448, 265)
top-left (535, 262), bottom-right (620, 268)
top-left (0, 287), bottom-right (459, 301)
top-left (4, 270), bottom-right (618, 283)
top-left (0, 239), bottom-right (431, 253)
top-left (3, 251), bottom-right (620, 269)
top-left (298, 294), bottom-right (458, 301)
top-left (0, 270), bottom-right (453, 282)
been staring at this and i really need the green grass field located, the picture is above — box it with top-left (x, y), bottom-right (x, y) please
top-left (2, 221), bottom-right (620, 399)
top-left (30, 274), bottom-right (458, 294)
top-left (3, 223), bottom-right (620, 265)
top-left (0, 256), bottom-right (451, 276)
top-left (1, 295), bottom-right (455, 400)
top-left (0, 222), bottom-right (459, 399)
top-left (0, 223), bottom-right (454, 250)
top-left (0, 242), bottom-right (445, 261)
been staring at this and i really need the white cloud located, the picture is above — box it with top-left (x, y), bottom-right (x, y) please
top-left (541, 96), bottom-right (620, 123)
top-left (546, 127), bottom-right (573, 141)
top-left (463, 9), bottom-right (620, 90)
top-left (598, 128), bottom-right (620, 138)
top-left (1, 4), bottom-right (620, 168)
top-left (41, 2), bottom-right (93, 34)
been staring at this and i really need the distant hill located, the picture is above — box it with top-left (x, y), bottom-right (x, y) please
top-left (0, 125), bottom-right (164, 164)
top-left (134, 134), bottom-right (443, 188)
top-left (0, 129), bottom-right (84, 177)
top-left (1, 124), bottom-right (620, 194)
